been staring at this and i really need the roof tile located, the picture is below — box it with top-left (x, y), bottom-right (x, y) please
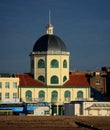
top-left (15, 74), bottom-right (45, 86)
top-left (15, 73), bottom-right (89, 87)
top-left (63, 73), bottom-right (89, 86)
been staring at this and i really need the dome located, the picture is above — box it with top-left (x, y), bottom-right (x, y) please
top-left (33, 34), bottom-right (67, 52)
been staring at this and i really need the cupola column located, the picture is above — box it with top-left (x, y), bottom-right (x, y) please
top-left (46, 24), bottom-right (54, 35)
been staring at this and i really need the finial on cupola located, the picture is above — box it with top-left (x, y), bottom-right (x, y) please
top-left (46, 10), bottom-right (54, 35)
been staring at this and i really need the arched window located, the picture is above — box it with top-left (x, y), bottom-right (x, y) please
top-left (77, 91), bottom-right (83, 99)
top-left (51, 91), bottom-right (58, 103)
top-left (38, 76), bottom-right (45, 82)
top-left (64, 91), bottom-right (71, 101)
top-left (63, 60), bottom-right (67, 68)
top-left (25, 90), bottom-right (32, 101)
top-left (51, 59), bottom-right (59, 68)
top-left (51, 76), bottom-right (59, 84)
top-left (39, 90), bottom-right (45, 101)
top-left (38, 59), bottom-right (45, 68)
top-left (63, 76), bottom-right (67, 82)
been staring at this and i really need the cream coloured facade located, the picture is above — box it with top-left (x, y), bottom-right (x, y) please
top-left (84, 102), bottom-right (110, 116)
top-left (0, 77), bottom-right (19, 102)
top-left (19, 86), bottom-right (91, 104)
top-left (30, 52), bottom-right (70, 86)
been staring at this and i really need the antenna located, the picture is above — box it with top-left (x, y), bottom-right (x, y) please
top-left (46, 10), bottom-right (53, 34)
top-left (49, 10), bottom-right (51, 24)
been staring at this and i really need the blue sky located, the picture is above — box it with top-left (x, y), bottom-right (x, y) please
top-left (0, 0), bottom-right (110, 73)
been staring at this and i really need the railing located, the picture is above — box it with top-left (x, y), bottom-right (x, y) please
top-left (75, 98), bottom-right (93, 101)
top-left (31, 51), bottom-right (70, 55)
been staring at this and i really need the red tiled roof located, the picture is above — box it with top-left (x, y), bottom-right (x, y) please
top-left (15, 73), bottom-right (89, 87)
top-left (63, 73), bottom-right (89, 86)
top-left (15, 74), bottom-right (45, 86)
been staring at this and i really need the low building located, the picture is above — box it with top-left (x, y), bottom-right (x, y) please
top-left (15, 72), bottom-right (92, 115)
top-left (0, 101), bottom-right (50, 116)
top-left (84, 102), bottom-right (110, 116)
top-left (90, 71), bottom-right (106, 95)
top-left (0, 74), bottom-right (19, 103)
top-left (64, 101), bottom-right (110, 116)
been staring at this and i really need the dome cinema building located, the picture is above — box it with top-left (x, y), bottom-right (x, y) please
top-left (15, 18), bottom-right (92, 115)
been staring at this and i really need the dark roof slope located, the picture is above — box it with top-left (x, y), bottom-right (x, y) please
top-left (33, 34), bottom-right (67, 52)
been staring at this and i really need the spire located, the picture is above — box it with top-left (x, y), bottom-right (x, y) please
top-left (46, 10), bottom-right (54, 35)
top-left (49, 10), bottom-right (51, 24)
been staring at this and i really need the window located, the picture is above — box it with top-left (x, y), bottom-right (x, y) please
top-left (0, 82), bottom-right (2, 88)
top-left (63, 76), bottom-right (67, 82)
top-left (77, 91), bottom-right (83, 99)
top-left (51, 59), bottom-right (59, 68)
top-left (39, 90), bottom-right (45, 101)
top-left (38, 76), bottom-right (45, 82)
top-left (13, 82), bottom-right (17, 88)
top-left (5, 82), bottom-right (9, 88)
top-left (26, 90), bottom-right (32, 101)
top-left (38, 59), bottom-right (45, 68)
top-left (51, 91), bottom-right (58, 103)
top-left (51, 76), bottom-right (59, 84)
top-left (5, 93), bottom-right (9, 99)
top-left (98, 110), bottom-right (102, 116)
top-left (13, 93), bottom-right (17, 99)
top-left (96, 79), bottom-right (100, 85)
top-left (63, 60), bottom-right (67, 68)
top-left (64, 91), bottom-right (71, 101)
top-left (100, 87), bottom-right (104, 94)
top-left (0, 93), bottom-right (2, 100)
top-left (88, 110), bottom-right (93, 115)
